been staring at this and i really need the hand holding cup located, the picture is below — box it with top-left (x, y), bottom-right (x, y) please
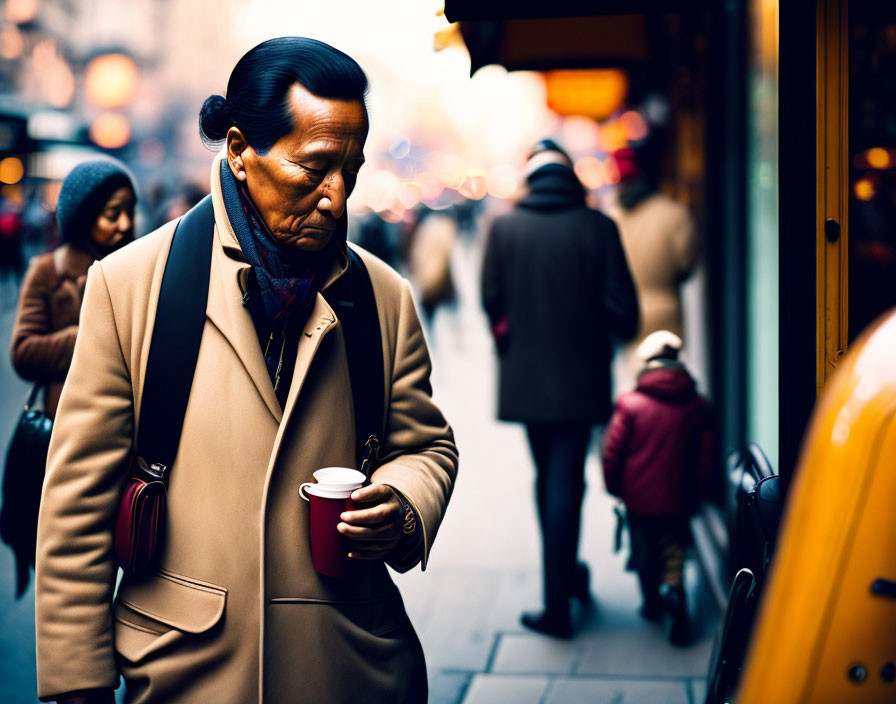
top-left (337, 484), bottom-right (403, 560)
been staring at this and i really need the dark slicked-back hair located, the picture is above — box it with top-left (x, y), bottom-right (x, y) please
top-left (199, 36), bottom-right (368, 154)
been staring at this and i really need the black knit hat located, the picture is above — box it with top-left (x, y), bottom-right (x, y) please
top-left (528, 138), bottom-right (572, 163)
top-left (56, 159), bottom-right (134, 246)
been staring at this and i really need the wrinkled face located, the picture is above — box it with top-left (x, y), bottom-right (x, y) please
top-left (91, 186), bottom-right (135, 248)
top-left (227, 83), bottom-right (368, 252)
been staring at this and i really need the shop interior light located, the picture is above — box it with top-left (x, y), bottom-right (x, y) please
top-left (854, 177), bottom-right (876, 202)
top-left (0, 157), bottom-right (24, 185)
top-left (85, 53), bottom-right (139, 109)
top-left (90, 113), bottom-right (131, 149)
top-left (544, 69), bottom-right (628, 121)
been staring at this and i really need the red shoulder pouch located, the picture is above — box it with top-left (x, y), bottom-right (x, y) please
top-left (114, 458), bottom-right (167, 576)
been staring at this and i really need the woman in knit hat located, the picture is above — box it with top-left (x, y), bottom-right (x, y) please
top-left (10, 158), bottom-right (136, 420)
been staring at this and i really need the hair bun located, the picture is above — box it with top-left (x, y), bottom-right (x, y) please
top-left (199, 94), bottom-right (231, 145)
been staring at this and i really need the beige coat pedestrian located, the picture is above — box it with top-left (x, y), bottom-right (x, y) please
top-left (35, 155), bottom-right (458, 703)
top-left (610, 193), bottom-right (697, 393)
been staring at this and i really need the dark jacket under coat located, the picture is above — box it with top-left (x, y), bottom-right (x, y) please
top-left (602, 362), bottom-right (716, 516)
top-left (481, 165), bottom-right (639, 424)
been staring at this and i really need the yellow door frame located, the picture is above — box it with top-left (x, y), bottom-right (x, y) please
top-left (816, 0), bottom-right (849, 393)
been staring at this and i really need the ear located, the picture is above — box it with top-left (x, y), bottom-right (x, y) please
top-left (226, 127), bottom-right (250, 181)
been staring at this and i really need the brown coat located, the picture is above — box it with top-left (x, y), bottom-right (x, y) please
top-left (10, 244), bottom-right (95, 419)
top-left (35, 155), bottom-right (458, 703)
top-left (610, 193), bottom-right (697, 341)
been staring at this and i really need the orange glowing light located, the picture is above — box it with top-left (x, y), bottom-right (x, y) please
top-left (619, 111), bottom-right (649, 141)
top-left (866, 148), bottom-right (891, 170)
top-left (854, 178), bottom-right (875, 201)
top-left (0, 157), bottom-right (24, 185)
top-left (90, 113), bottom-right (131, 149)
top-left (85, 54), bottom-right (139, 109)
top-left (598, 122), bottom-right (628, 153)
top-left (544, 70), bottom-right (628, 121)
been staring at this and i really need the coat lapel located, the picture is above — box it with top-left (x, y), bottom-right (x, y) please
top-left (205, 233), bottom-right (283, 422)
top-left (205, 156), bottom-right (283, 422)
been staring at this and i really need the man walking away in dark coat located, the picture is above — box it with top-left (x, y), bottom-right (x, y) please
top-left (601, 331), bottom-right (716, 646)
top-left (481, 139), bottom-right (639, 638)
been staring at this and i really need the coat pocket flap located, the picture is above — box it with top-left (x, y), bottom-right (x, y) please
top-left (114, 617), bottom-right (182, 664)
top-left (117, 569), bottom-right (227, 634)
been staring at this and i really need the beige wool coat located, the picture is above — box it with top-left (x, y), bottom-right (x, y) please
top-left (35, 156), bottom-right (458, 703)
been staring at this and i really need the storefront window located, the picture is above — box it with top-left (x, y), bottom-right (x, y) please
top-left (848, 2), bottom-right (896, 341)
top-left (747, 0), bottom-right (779, 468)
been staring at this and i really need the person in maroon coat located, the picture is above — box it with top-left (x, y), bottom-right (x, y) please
top-left (602, 330), bottom-right (715, 645)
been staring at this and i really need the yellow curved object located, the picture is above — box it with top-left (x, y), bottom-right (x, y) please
top-left (739, 310), bottom-right (896, 703)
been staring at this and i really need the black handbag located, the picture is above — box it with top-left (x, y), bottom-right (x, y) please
top-left (0, 383), bottom-right (52, 597)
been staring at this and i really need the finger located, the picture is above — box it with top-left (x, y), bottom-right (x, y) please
top-left (350, 483), bottom-right (394, 504)
top-left (348, 542), bottom-right (400, 560)
top-left (337, 522), bottom-right (400, 540)
top-left (341, 503), bottom-right (400, 526)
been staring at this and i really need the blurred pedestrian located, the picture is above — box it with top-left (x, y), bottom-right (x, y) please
top-left (34, 37), bottom-right (456, 704)
top-left (406, 205), bottom-right (457, 329)
top-left (609, 147), bottom-right (698, 392)
top-left (2, 159), bottom-right (135, 597)
top-left (0, 192), bottom-right (25, 306)
top-left (601, 331), bottom-right (716, 646)
top-left (481, 139), bottom-right (639, 638)
top-left (10, 159), bottom-right (136, 419)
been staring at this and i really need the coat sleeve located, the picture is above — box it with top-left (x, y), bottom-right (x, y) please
top-left (601, 220), bottom-right (639, 342)
top-left (601, 401), bottom-right (632, 497)
top-left (369, 279), bottom-right (458, 571)
top-left (35, 261), bottom-right (134, 701)
top-left (10, 257), bottom-right (78, 381)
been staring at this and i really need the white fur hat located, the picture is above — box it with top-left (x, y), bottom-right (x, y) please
top-left (636, 330), bottom-right (683, 361)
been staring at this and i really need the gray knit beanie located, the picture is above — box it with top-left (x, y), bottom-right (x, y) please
top-left (56, 159), bottom-right (134, 246)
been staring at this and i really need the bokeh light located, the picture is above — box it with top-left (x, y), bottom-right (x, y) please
top-left (458, 169), bottom-right (488, 200)
top-left (0, 157), bottom-right (25, 185)
top-left (90, 113), bottom-right (131, 149)
top-left (487, 164), bottom-right (520, 199)
top-left (0, 24), bottom-right (25, 60)
top-left (544, 69), bottom-right (629, 120)
top-left (85, 53), bottom-right (139, 108)
top-left (854, 177), bottom-right (876, 201)
top-left (619, 110), bottom-right (649, 141)
top-left (866, 147), bottom-right (891, 169)
top-left (574, 156), bottom-right (605, 190)
top-left (5, 0), bottom-right (39, 23)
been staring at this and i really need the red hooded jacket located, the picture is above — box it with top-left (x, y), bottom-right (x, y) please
top-left (602, 362), bottom-right (716, 516)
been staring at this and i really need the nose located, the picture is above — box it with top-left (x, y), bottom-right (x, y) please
top-left (317, 175), bottom-right (346, 219)
top-left (117, 210), bottom-right (133, 233)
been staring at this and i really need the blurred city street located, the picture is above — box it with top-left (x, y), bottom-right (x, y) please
top-left (0, 233), bottom-right (716, 704)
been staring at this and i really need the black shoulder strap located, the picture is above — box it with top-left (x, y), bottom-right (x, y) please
top-left (136, 196), bottom-right (215, 473)
top-left (330, 248), bottom-right (385, 471)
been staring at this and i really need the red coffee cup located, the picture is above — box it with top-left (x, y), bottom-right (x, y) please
top-left (300, 468), bottom-right (366, 578)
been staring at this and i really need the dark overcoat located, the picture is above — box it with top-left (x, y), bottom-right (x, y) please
top-left (481, 165), bottom-right (639, 424)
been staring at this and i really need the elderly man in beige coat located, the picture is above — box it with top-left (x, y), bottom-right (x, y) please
top-left (35, 38), bottom-right (457, 704)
